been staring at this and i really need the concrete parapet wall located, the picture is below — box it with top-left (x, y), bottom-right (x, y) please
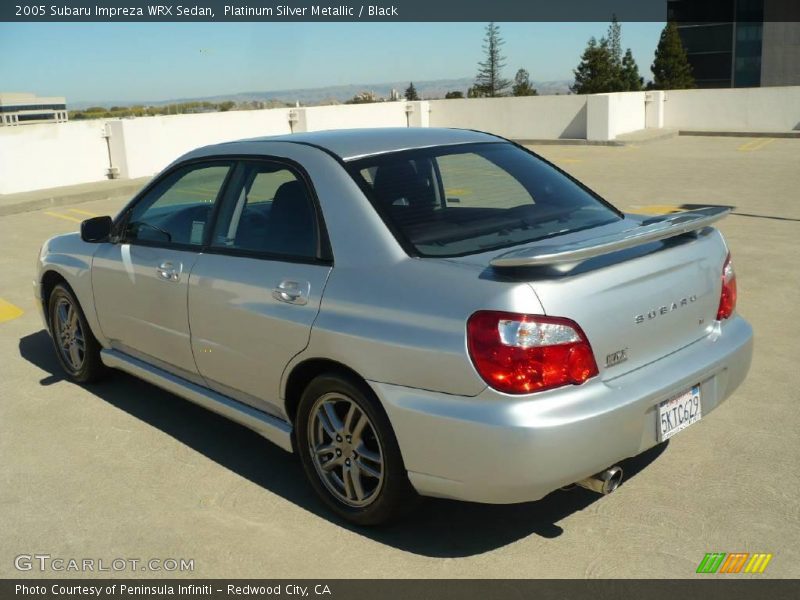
top-left (1, 87), bottom-right (798, 195)
top-left (428, 95), bottom-right (588, 140)
top-left (663, 86), bottom-right (800, 132)
top-left (0, 120), bottom-right (109, 194)
top-left (106, 108), bottom-right (294, 179)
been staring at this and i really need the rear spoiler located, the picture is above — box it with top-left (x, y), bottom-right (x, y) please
top-left (490, 206), bottom-right (730, 268)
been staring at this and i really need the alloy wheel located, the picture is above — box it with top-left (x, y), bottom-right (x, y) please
top-left (53, 297), bottom-right (85, 371)
top-left (307, 392), bottom-right (385, 507)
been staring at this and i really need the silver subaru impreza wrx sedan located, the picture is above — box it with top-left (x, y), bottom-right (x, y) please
top-left (35, 128), bottom-right (752, 525)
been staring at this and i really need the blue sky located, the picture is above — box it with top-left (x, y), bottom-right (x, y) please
top-left (0, 22), bottom-right (664, 103)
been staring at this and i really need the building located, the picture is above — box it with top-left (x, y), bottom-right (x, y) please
top-left (668, 0), bottom-right (800, 88)
top-left (0, 92), bottom-right (68, 126)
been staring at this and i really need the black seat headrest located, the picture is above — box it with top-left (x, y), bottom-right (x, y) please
top-left (372, 162), bottom-right (435, 208)
top-left (261, 180), bottom-right (316, 258)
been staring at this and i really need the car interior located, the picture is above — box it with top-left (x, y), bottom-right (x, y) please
top-left (125, 164), bottom-right (318, 259)
top-left (359, 147), bottom-right (619, 256)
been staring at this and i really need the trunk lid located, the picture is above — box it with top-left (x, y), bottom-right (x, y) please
top-left (455, 217), bottom-right (728, 379)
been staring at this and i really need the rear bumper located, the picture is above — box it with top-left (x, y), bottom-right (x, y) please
top-left (369, 315), bottom-right (753, 504)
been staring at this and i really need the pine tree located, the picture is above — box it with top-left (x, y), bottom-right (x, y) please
top-left (651, 21), bottom-right (695, 90)
top-left (474, 22), bottom-right (510, 97)
top-left (571, 37), bottom-right (617, 94)
top-left (602, 15), bottom-right (629, 91)
top-left (621, 49), bottom-right (644, 91)
top-left (607, 14), bottom-right (623, 69)
top-left (512, 69), bottom-right (538, 96)
top-left (404, 82), bottom-right (419, 101)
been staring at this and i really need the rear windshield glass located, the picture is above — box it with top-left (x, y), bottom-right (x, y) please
top-left (349, 142), bottom-right (621, 257)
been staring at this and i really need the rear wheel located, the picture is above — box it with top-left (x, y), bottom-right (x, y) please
top-left (48, 284), bottom-right (106, 383)
top-left (296, 373), bottom-right (418, 525)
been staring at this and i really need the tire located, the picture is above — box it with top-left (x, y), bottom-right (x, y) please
top-left (47, 283), bottom-right (107, 384)
top-left (296, 373), bottom-right (419, 525)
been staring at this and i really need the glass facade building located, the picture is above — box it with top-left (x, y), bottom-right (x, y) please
top-left (668, 0), bottom-right (799, 88)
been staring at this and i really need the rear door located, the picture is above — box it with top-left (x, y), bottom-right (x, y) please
top-left (188, 160), bottom-right (332, 414)
top-left (92, 161), bottom-right (233, 379)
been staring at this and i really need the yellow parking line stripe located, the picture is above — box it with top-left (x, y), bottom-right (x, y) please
top-left (630, 204), bottom-right (685, 215)
top-left (750, 138), bottom-right (775, 151)
top-left (44, 211), bottom-right (82, 223)
top-left (0, 298), bottom-right (24, 323)
top-left (67, 208), bottom-right (97, 217)
top-left (737, 139), bottom-right (758, 151)
top-left (738, 138), bottom-right (776, 152)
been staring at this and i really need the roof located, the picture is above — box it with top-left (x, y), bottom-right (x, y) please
top-left (216, 127), bottom-right (504, 161)
top-left (0, 92), bottom-right (66, 105)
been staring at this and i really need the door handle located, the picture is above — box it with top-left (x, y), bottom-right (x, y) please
top-left (272, 280), bottom-right (310, 305)
top-left (156, 261), bottom-right (181, 282)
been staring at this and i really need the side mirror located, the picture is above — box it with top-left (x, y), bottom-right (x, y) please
top-left (80, 216), bottom-right (113, 243)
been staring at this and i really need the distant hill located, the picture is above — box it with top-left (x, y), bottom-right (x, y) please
top-left (68, 78), bottom-right (573, 109)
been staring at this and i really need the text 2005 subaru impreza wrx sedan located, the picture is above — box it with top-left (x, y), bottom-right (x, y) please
top-left (35, 128), bottom-right (752, 525)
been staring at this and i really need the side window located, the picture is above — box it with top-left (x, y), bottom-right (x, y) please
top-left (211, 162), bottom-right (318, 259)
top-left (124, 163), bottom-right (231, 246)
top-left (437, 152), bottom-right (534, 209)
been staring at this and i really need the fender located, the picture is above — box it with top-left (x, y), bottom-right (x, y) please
top-left (38, 233), bottom-right (109, 347)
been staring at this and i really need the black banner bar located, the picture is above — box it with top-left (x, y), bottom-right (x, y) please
top-left (4, 0), bottom-right (800, 22)
top-left (3, 580), bottom-right (800, 600)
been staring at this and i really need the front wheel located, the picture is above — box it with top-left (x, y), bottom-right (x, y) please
top-left (296, 374), bottom-right (418, 525)
top-left (48, 283), bottom-right (106, 383)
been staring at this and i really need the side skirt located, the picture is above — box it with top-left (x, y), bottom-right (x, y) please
top-left (100, 349), bottom-right (294, 452)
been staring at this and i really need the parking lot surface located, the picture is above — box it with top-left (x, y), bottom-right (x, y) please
top-left (1, 136), bottom-right (798, 578)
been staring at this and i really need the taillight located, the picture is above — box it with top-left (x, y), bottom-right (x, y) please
top-left (716, 252), bottom-right (737, 320)
top-left (467, 311), bottom-right (599, 395)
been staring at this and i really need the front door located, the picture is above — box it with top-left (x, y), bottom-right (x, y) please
top-left (188, 160), bottom-right (332, 414)
top-left (92, 161), bottom-right (233, 379)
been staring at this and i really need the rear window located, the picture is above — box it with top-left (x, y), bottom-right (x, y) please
top-left (349, 142), bottom-right (621, 257)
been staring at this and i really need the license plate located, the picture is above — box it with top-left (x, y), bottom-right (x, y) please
top-left (658, 385), bottom-right (702, 441)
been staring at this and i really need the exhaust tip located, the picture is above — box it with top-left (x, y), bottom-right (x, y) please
top-left (576, 465), bottom-right (624, 495)
top-left (601, 466), bottom-right (624, 494)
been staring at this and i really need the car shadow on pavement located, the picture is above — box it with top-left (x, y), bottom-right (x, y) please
top-left (20, 329), bottom-right (667, 558)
